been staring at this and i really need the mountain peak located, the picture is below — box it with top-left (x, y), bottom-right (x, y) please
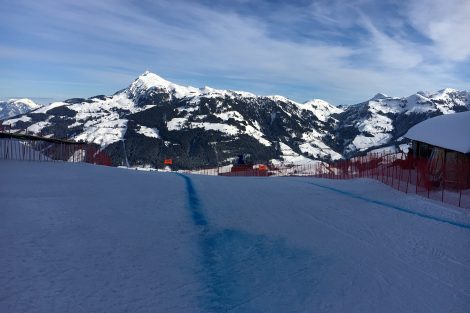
top-left (370, 93), bottom-right (389, 101)
top-left (130, 72), bottom-right (259, 100)
top-left (438, 88), bottom-right (458, 94)
top-left (303, 98), bottom-right (332, 106)
top-left (128, 71), bottom-right (201, 99)
top-left (0, 98), bottom-right (41, 120)
top-left (135, 71), bottom-right (174, 88)
top-left (300, 99), bottom-right (343, 121)
top-left (12, 98), bottom-right (41, 109)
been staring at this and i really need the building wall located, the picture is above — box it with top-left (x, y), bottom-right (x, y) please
top-left (413, 140), bottom-right (470, 189)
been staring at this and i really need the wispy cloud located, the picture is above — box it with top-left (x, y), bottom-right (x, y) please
top-left (406, 0), bottom-right (470, 61)
top-left (0, 0), bottom-right (468, 104)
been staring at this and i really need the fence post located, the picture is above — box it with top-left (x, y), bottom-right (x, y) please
top-left (441, 153), bottom-right (446, 203)
top-left (398, 159), bottom-right (403, 191)
top-left (415, 161), bottom-right (419, 195)
top-left (406, 161), bottom-right (411, 194)
top-left (382, 154), bottom-right (385, 183)
top-left (8, 137), bottom-right (13, 160)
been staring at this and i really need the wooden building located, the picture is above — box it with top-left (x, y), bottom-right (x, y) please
top-left (405, 111), bottom-right (470, 188)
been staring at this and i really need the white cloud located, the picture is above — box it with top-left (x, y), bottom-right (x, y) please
top-left (1, 0), bottom-right (469, 104)
top-left (358, 15), bottom-right (424, 69)
top-left (407, 0), bottom-right (470, 61)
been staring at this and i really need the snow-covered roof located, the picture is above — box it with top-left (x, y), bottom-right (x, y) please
top-left (405, 111), bottom-right (470, 154)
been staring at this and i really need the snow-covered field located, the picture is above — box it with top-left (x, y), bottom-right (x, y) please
top-left (1, 161), bottom-right (469, 313)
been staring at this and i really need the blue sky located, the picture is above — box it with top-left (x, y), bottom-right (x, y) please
top-left (1, 0), bottom-right (469, 105)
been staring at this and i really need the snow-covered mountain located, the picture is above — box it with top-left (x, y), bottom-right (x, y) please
top-left (1, 72), bottom-right (468, 168)
top-left (333, 88), bottom-right (470, 157)
top-left (0, 98), bottom-right (41, 120)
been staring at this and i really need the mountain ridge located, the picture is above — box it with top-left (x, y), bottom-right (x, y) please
top-left (1, 72), bottom-right (468, 168)
top-left (0, 98), bottom-right (42, 120)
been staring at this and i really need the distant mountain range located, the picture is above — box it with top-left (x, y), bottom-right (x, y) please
top-left (0, 98), bottom-right (41, 120)
top-left (1, 71), bottom-right (469, 168)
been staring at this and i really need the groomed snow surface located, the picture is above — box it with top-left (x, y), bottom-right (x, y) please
top-left (1, 161), bottom-right (469, 313)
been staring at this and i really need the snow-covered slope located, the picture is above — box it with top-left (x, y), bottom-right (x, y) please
top-left (335, 88), bottom-right (470, 156)
top-left (300, 99), bottom-right (343, 122)
top-left (1, 72), bottom-right (468, 167)
top-left (1, 161), bottom-right (469, 313)
top-left (0, 98), bottom-right (41, 120)
top-left (1, 72), bottom-right (343, 167)
top-left (128, 71), bottom-right (257, 102)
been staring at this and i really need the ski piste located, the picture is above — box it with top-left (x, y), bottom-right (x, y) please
top-left (1, 160), bottom-right (469, 312)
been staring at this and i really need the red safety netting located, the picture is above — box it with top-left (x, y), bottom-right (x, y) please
top-left (188, 151), bottom-right (470, 209)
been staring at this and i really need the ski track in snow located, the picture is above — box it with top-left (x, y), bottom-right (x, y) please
top-left (176, 173), bottom-right (324, 312)
top-left (176, 174), bottom-right (208, 227)
top-left (305, 181), bottom-right (470, 230)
